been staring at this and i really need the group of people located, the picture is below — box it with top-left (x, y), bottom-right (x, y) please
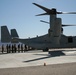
top-left (1, 44), bottom-right (28, 53)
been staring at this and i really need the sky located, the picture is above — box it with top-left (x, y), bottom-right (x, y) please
top-left (0, 0), bottom-right (76, 38)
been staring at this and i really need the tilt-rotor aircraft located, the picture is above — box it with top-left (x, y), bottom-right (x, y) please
top-left (1, 3), bottom-right (76, 51)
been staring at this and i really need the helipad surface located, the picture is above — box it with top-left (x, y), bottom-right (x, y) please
top-left (0, 49), bottom-right (76, 69)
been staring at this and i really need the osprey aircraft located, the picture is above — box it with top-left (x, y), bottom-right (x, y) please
top-left (1, 3), bottom-right (76, 51)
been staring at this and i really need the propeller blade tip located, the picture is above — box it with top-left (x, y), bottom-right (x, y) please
top-left (32, 3), bottom-right (36, 5)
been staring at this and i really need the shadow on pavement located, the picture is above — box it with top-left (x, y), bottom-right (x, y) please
top-left (23, 56), bottom-right (51, 62)
top-left (49, 51), bottom-right (65, 57)
top-left (23, 51), bottom-right (65, 63)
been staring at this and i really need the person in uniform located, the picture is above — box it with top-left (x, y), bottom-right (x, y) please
top-left (2, 44), bottom-right (4, 53)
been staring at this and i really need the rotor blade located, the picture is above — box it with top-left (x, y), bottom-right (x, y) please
top-left (33, 3), bottom-right (50, 13)
top-left (40, 20), bottom-right (49, 24)
top-left (58, 12), bottom-right (76, 14)
top-left (62, 24), bottom-right (76, 27)
top-left (36, 13), bottom-right (48, 16)
top-left (40, 21), bottom-right (76, 27)
top-left (33, 3), bottom-right (76, 15)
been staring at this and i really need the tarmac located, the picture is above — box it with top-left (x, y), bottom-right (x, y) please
top-left (0, 48), bottom-right (76, 69)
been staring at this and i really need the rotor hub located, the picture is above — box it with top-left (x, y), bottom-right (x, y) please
top-left (51, 8), bottom-right (56, 14)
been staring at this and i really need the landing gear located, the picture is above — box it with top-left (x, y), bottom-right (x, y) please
top-left (43, 47), bottom-right (48, 52)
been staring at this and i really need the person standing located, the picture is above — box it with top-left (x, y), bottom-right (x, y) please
top-left (18, 44), bottom-right (20, 53)
top-left (24, 44), bottom-right (27, 52)
top-left (14, 44), bottom-right (16, 53)
top-left (21, 44), bottom-right (23, 52)
top-left (12, 44), bottom-right (14, 53)
top-left (8, 44), bottom-right (11, 53)
top-left (2, 44), bottom-right (4, 53)
top-left (6, 44), bottom-right (9, 53)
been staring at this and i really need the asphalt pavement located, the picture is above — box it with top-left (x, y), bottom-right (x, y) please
top-left (0, 48), bottom-right (76, 69)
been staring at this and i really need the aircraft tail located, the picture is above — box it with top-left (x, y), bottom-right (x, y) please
top-left (11, 29), bottom-right (19, 38)
top-left (10, 29), bottom-right (19, 43)
top-left (1, 26), bottom-right (19, 43)
top-left (1, 26), bottom-right (11, 43)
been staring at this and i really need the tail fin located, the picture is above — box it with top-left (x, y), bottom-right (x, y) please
top-left (10, 29), bottom-right (19, 43)
top-left (11, 29), bottom-right (19, 38)
top-left (1, 26), bottom-right (11, 43)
